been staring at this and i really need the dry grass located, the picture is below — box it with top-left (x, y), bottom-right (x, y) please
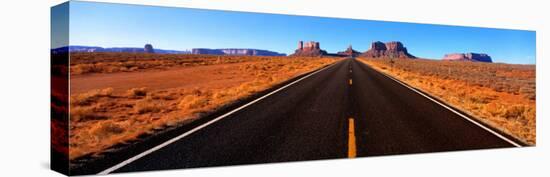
top-left (70, 88), bottom-right (113, 106)
top-left (359, 58), bottom-right (536, 145)
top-left (134, 98), bottom-right (163, 114)
top-left (70, 52), bottom-right (286, 75)
top-left (68, 56), bottom-right (337, 160)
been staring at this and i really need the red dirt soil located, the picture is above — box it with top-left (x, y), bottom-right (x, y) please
top-left (70, 62), bottom-right (257, 94)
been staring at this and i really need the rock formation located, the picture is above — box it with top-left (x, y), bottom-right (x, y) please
top-left (290, 41), bottom-right (328, 57)
top-left (191, 48), bottom-right (286, 56)
top-left (442, 53), bottom-right (492, 63)
top-left (361, 41), bottom-right (415, 58)
top-left (64, 45), bottom-right (190, 54)
top-left (144, 44), bottom-right (155, 53)
top-left (337, 45), bottom-right (361, 57)
top-left (191, 48), bottom-right (225, 55)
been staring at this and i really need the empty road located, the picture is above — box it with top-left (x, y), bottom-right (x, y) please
top-left (87, 58), bottom-right (519, 175)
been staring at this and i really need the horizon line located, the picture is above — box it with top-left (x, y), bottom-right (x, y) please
top-left (52, 44), bottom-right (535, 64)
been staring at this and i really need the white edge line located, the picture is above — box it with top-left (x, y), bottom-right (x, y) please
top-left (364, 63), bottom-right (522, 147)
top-left (98, 61), bottom-right (342, 175)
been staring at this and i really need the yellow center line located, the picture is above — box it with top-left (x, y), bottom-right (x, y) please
top-left (349, 79), bottom-right (353, 85)
top-left (348, 118), bottom-right (357, 158)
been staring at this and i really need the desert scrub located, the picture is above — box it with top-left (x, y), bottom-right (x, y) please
top-left (70, 106), bottom-right (106, 122)
top-left (70, 53), bottom-right (265, 75)
top-left (68, 57), bottom-right (338, 160)
top-left (134, 98), bottom-right (163, 114)
top-left (360, 58), bottom-right (536, 144)
top-left (179, 94), bottom-right (209, 111)
top-left (127, 87), bottom-right (148, 98)
top-left (70, 87), bottom-right (113, 106)
top-left (90, 120), bottom-right (126, 139)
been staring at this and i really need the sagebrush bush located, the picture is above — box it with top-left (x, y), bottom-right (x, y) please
top-left (70, 106), bottom-right (106, 122)
top-left (90, 121), bottom-right (125, 138)
top-left (178, 95), bottom-right (209, 110)
top-left (127, 87), bottom-right (148, 98)
top-left (503, 105), bottom-right (526, 120)
top-left (134, 99), bottom-right (162, 114)
top-left (71, 87), bottom-right (113, 106)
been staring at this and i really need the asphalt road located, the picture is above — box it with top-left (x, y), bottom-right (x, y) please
top-left (101, 58), bottom-right (517, 174)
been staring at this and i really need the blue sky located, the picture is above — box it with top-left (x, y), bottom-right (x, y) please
top-left (64, 1), bottom-right (536, 64)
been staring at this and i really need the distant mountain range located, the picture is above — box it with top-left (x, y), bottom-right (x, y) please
top-left (191, 48), bottom-right (286, 56)
top-left (65, 45), bottom-right (190, 54)
top-left (51, 46), bottom-right (286, 56)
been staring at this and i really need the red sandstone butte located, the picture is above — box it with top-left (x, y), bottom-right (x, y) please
top-left (361, 41), bottom-right (415, 58)
top-left (442, 53), bottom-right (493, 63)
top-left (290, 40), bottom-right (328, 57)
top-left (337, 45), bottom-right (361, 57)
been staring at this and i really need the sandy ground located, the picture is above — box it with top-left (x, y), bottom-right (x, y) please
top-left (70, 62), bottom-right (256, 94)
